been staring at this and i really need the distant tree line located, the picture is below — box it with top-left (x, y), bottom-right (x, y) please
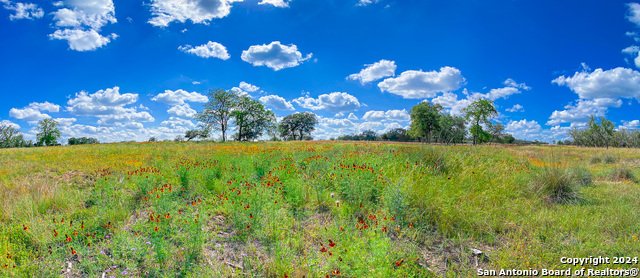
top-left (564, 115), bottom-right (640, 148)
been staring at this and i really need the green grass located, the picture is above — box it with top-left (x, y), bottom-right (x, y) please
top-left (0, 142), bottom-right (638, 277)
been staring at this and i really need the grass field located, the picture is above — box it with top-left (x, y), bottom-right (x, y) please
top-left (0, 141), bottom-right (638, 277)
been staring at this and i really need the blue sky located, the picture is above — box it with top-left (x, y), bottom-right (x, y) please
top-left (1, 0), bottom-right (640, 143)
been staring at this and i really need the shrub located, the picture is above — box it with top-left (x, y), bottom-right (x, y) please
top-left (567, 167), bottom-right (592, 187)
top-left (602, 153), bottom-right (616, 164)
top-left (610, 166), bottom-right (635, 182)
top-left (531, 167), bottom-right (582, 204)
top-left (589, 156), bottom-right (601, 164)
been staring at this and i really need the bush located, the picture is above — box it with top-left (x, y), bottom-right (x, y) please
top-left (610, 166), bottom-right (635, 182)
top-left (567, 167), bottom-right (592, 187)
top-left (589, 156), bottom-right (601, 164)
top-left (531, 167), bottom-right (582, 204)
top-left (602, 153), bottom-right (616, 164)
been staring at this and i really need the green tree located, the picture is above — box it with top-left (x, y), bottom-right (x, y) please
top-left (408, 101), bottom-right (443, 143)
top-left (196, 89), bottom-right (238, 142)
top-left (0, 123), bottom-right (28, 148)
top-left (36, 119), bottom-right (61, 147)
top-left (487, 122), bottom-right (505, 144)
top-left (185, 129), bottom-right (209, 141)
top-left (462, 98), bottom-right (498, 145)
top-left (232, 96), bottom-right (276, 141)
top-left (437, 114), bottom-right (466, 144)
top-left (381, 128), bottom-right (412, 142)
top-left (279, 112), bottom-right (318, 140)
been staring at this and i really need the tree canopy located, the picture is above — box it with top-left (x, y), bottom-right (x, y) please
top-left (195, 89), bottom-right (238, 142)
top-left (279, 112), bottom-right (318, 141)
top-left (462, 98), bottom-right (498, 145)
top-left (36, 119), bottom-right (61, 147)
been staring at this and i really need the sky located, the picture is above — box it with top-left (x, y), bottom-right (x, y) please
top-left (1, 0), bottom-right (640, 143)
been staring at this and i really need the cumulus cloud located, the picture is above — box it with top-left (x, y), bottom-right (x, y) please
top-left (503, 78), bottom-right (531, 90)
top-left (161, 117), bottom-right (196, 129)
top-left (9, 101), bottom-right (61, 121)
top-left (377, 67), bottom-right (465, 99)
top-left (619, 119), bottom-right (640, 130)
top-left (147, 0), bottom-right (243, 27)
top-left (50, 0), bottom-right (118, 51)
top-left (483, 87), bottom-right (521, 100)
top-left (258, 0), bottom-right (291, 7)
top-left (293, 92), bottom-right (361, 113)
top-left (546, 98), bottom-right (622, 125)
top-left (178, 41), bottom-right (230, 60)
top-left (67, 87), bottom-right (137, 115)
top-left (552, 67), bottom-right (640, 101)
top-left (362, 109), bottom-right (409, 122)
top-left (627, 3), bottom-right (640, 27)
top-left (259, 95), bottom-right (295, 111)
top-left (54, 117), bottom-right (77, 126)
top-left (65, 86), bottom-right (154, 125)
top-left (348, 113), bottom-right (358, 120)
top-left (49, 29), bottom-right (118, 52)
top-left (347, 59), bottom-right (396, 85)
top-left (241, 41), bottom-right (312, 71)
top-left (239, 81), bottom-right (259, 93)
top-left (167, 103), bottom-right (197, 117)
top-left (152, 89), bottom-right (208, 106)
top-left (0, 119), bottom-right (20, 129)
top-left (506, 104), bottom-right (524, 112)
top-left (505, 119), bottom-right (542, 140)
top-left (1, 1), bottom-right (43, 20)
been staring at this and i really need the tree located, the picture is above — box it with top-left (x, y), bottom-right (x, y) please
top-left (408, 101), bottom-right (443, 143)
top-left (232, 96), bottom-right (276, 141)
top-left (0, 123), bottom-right (28, 148)
top-left (185, 129), bottom-right (209, 141)
top-left (462, 98), bottom-right (498, 145)
top-left (279, 112), bottom-right (318, 141)
top-left (503, 134), bottom-right (516, 144)
top-left (437, 114), bottom-right (466, 144)
top-left (487, 122), bottom-right (505, 144)
top-left (381, 128), bottom-right (412, 142)
top-left (196, 89), bottom-right (238, 142)
top-left (68, 137), bottom-right (99, 145)
top-left (36, 119), bottom-right (61, 147)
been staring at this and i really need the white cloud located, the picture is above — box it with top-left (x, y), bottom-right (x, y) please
top-left (1, 1), bottom-right (43, 20)
top-left (50, 0), bottom-right (118, 51)
top-left (356, 0), bottom-right (381, 7)
top-left (377, 67), bottom-right (465, 99)
top-left (503, 78), bottom-right (531, 90)
top-left (258, 0), bottom-right (290, 8)
top-left (347, 59), bottom-right (396, 85)
top-left (506, 104), bottom-right (524, 112)
top-left (152, 89), bottom-right (208, 106)
top-left (348, 113), bottom-right (358, 120)
top-left (546, 98), bottom-right (622, 125)
top-left (178, 41), bottom-right (230, 60)
top-left (293, 92), bottom-right (361, 113)
top-left (239, 81), bottom-right (259, 93)
top-left (147, 0), bottom-right (243, 27)
top-left (167, 103), bottom-right (197, 117)
top-left (49, 29), bottom-right (117, 52)
top-left (96, 110), bottom-right (154, 125)
top-left (362, 109), bottom-right (409, 122)
top-left (67, 87), bottom-right (138, 115)
top-left (552, 67), bottom-right (640, 101)
top-left (431, 91), bottom-right (474, 116)
top-left (9, 102), bottom-right (61, 121)
top-left (0, 120), bottom-right (20, 129)
top-left (619, 120), bottom-right (640, 130)
top-left (505, 119), bottom-right (542, 140)
top-left (259, 95), bottom-right (295, 111)
top-left (484, 87), bottom-right (521, 100)
top-left (54, 117), bottom-right (77, 126)
top-left (627, 3), bottom-right (640, 27)
top-left (192, 81), bottom-right (201, 85)
top-left (241, 41), bottom-right (312, 71)
top-left (321, 117), bottom-right (356, 129)
top-left (161, 117), bottom-right (196, 129)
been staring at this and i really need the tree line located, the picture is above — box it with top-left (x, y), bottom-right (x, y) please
top-left (562, 115), bottom-right (640, 148)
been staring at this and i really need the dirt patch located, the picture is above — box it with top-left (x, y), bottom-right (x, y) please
top-left (202, 214), bottom-right (268, 275)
